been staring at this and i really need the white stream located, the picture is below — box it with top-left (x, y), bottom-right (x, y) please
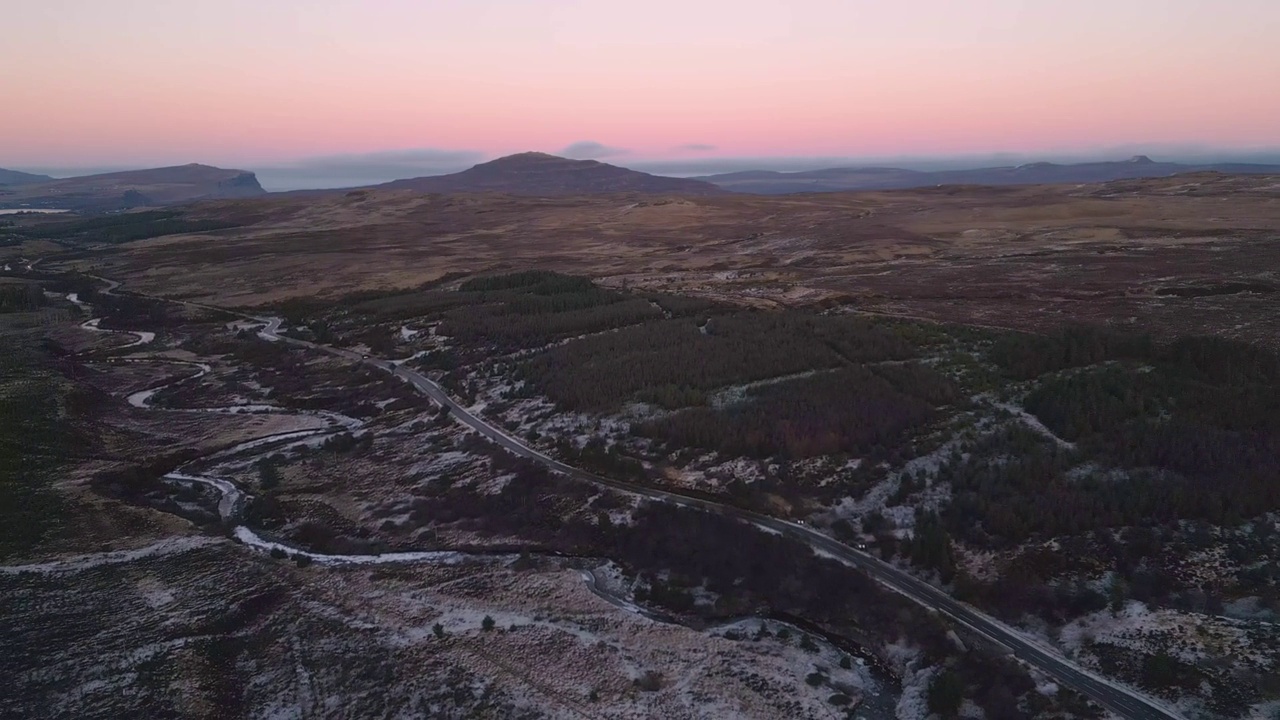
top-left (78, 315), bottom-right (156, 348)
top-left (68, 304), bottom-right (448, 566)
top-left (50, 281), bottom-right (1177, 720)
top-left (48, 285), bottom-right (915, 717)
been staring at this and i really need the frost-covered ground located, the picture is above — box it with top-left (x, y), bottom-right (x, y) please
top-left (0, 536), bottom-right (223, 576)
top-left (444, 353), bottom-right (1280, 717)
top-left (60, 294), bottom-right (1280, 718)
top-left (347, 561), bottom-right (905, 719)
top-left (1061, 601), bottom-right (1266, 667)
top-left (17, 310), bottom-right (924, 719)
top-left (1055, 601), bottom-right (1280, 718)
top-left (3, 534), bottom-right (911, 719)
top-left (989, 399), bottom-right (1076, 450)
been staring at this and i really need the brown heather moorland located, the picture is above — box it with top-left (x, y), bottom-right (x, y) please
top-left (64, 171), bottom-right (1280, 345)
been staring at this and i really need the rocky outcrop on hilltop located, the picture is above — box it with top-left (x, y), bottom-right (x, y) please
top-left (0, 164), bottom-right (265, 210)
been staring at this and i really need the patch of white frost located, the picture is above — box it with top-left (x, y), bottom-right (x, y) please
top-left (992, 400), bottom-right (1076, 450)
top-left (0, 536), bottom-right (222, 575)
top-left (232, 526), bottom-right (475, 566)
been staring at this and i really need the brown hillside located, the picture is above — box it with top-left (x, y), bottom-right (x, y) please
top-left (0, 163), bottom-right (264, 211)
top-left (376, 153), bottom-right (725, 196)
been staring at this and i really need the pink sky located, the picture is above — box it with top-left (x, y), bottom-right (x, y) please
top-left (4, 0), bottom-right (1278, 170)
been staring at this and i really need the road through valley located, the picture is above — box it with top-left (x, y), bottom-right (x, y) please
top-left (97, 278), bottom-right (1182, 720)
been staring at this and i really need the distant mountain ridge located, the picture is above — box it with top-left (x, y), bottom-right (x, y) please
top-left (694, 156), bottom-right (1280, 194)
top-left (0, 168), bottom-right (54, 186)
top-left (374, 152), bottom-right (724, 196)
top-left (0, 163), bottom-right (265, 211)
top-left (11, 154), bottom-right (1280, 208)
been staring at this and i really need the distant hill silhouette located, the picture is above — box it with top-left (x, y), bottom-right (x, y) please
top-left (375, 152), bottom-right (725, 196)
top-left (0, 168), bottom-right (53, 186)
top-left (0, 163), bottom-right (265, 210)
top-left (695, 156), bottom-right (1280, 194)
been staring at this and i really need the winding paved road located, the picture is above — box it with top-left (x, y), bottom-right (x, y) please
top-left (97, 280), bottom-right (1181, 720)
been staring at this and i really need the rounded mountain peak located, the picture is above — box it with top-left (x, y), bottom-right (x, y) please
top-left (481, 152), bottom-right (578, 167)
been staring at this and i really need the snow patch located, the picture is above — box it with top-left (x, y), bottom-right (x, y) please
top-left (993, 400), bottom-right (1076, 450)
top-left (232, 526), bottom-right (475, 566)
top-left (0, 536), bottom-right (222, 575)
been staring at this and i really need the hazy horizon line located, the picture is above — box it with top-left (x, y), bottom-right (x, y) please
top-left (10, 145), bottom-right (1280, 192)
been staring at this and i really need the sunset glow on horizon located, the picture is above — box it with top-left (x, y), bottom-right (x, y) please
top-left (4, 0), bottom-right (1278, 176)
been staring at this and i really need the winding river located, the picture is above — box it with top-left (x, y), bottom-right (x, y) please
top-left (69, 290), bottom-right (903, 716)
